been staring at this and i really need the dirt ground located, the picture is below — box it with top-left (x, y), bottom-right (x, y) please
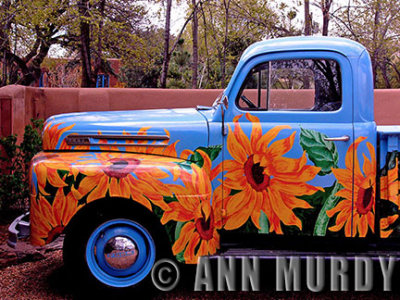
top-left (2, 222), bottom-right (400, 299)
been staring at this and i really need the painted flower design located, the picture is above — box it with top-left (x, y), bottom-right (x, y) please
top-left (379, 155), bottom-right (399, 238)
top-left (223, 113), bottom-right (323, 234)
top-left (380, 156), bottom-right (399, 206)
top-left (124, 127), bottom-right (180, 158)
top-left (72, 152), bottom-right (175, 211)
top-left (31, 152), bottom-right (71, 196)
top-left (42, 121), bottom-right (75, 150)
top-left (30, 189), bottom-right (80, 246)
top-left (327, 137), bottom-right (376, 237)
top-left (160, 150), bottom-right (223, 263)
top-left (380, 215), bottom-right (399, 238)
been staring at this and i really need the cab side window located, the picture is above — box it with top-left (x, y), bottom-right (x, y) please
top-left (237, 59), bottom-right (342, 111)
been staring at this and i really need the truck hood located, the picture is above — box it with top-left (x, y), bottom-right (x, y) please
top-left (42, 108), bottom-right (209, 160)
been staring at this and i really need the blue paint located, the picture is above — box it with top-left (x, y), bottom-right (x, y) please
top-left (85, 219), bottom-right (155, 287)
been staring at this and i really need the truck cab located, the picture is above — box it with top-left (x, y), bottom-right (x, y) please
top-left (11, 36), bottom-right (400, 290)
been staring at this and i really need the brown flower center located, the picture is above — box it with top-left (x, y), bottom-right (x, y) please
top-left (195, 209), bottom-right (214, 241)
top-left (103, 158), bottom-right (140, 179)
top-left (356, 185), bottom-right (374, 215)
top-left (244, 155), bottom-right (270, 191)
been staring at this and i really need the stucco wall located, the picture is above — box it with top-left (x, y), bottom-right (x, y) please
top-left (1, 85), bottom-right (400, 142)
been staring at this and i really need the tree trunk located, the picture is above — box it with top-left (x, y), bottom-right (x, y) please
top-left (221, 0), bottom-right (231, 88)
top-left (304, 0), bottom-right (311, 35)
top-left (200, 2), bottom-right (211, 86)
top-left (79, 0), bottom-right (95, 87)
top-left (372, 1), bottom-right (381, 88)
top-left (191, 0), bottom-right (198, 89)
top-left (19, 42), bottom-right (50, 86)
top-left (93, 0), bottom-right (106, 82)
top-left (160, 0), bottom-right (172, 88)
top-left (0, 0), bottom-right (11, 86)
top-left (321, 0), bottom-right (332, 36)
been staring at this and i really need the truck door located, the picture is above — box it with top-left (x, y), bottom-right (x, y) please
top-left (221, 51), bottom-right (357, 239)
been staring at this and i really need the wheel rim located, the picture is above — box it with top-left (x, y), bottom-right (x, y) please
top-left (85, 219), bottom-right (156, 287)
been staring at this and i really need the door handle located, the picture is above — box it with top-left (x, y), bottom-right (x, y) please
top-left (323, 135), bottom-right (350, 142)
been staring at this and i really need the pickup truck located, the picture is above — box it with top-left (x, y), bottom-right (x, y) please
top-left (8, 36), bottom-right (400, 289)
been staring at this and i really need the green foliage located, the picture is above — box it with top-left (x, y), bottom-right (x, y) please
top-left (0, 119), bottom-right (43, 212)
top-left (190, 145), bottom-right (222, 168)
top-left (333, 0), bottom-right (400, 88)
top-left (300, 128), bottom-right (339, 176)
top-left (312, 181), bottom-right (342, 236)
top-left (258, 211), bottom-right (269, 234)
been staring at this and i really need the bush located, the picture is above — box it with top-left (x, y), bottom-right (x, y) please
top-left (0, 119), bottom-right (43, 212)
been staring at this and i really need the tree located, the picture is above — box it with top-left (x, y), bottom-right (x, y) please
top-left (0, 0), bottom-right (71, 86)
top-left (332, 0), bottom-right (400, 87)
top-left (320, 0), bottom-right (333, 36)
top-left (304, 0), bottom-right (311, 35)
top-left (191, 0), bottom-right (198, 88)
top-left (78, 0), bottom-right (94, 87)
top-left (187, 0), bottom-right (297, 88)
top-left (160, 0), bottom-right (172, 88)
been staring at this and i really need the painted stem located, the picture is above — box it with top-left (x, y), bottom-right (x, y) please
top-left (314, 181), bottom-right (342, 236)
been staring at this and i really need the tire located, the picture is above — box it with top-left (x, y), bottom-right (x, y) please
top-left (63, 208), bottom-right (162, 292)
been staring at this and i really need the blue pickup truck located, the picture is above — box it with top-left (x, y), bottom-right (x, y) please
top-left (9, 36), bottom-right (400, 289)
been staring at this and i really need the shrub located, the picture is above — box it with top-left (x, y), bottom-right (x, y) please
top-left (0, 119), bottom-right (43, 212)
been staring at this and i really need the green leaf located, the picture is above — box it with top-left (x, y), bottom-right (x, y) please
top-left (176, 161), bottom-right (192, 172)
top-left (300, 128), bottom-right (339, 176)
top-left (258, 211), bottom-right (269, 234)
top-left (175, 221), bottom-right (185, 241)
top-left (313, 181), bottom-right (342, 236)
top-left (163, 194), bottom-right (178, 204)
top-left (176, 251), bottom-right (185, 263)
top-left (190, 145), bottom-right (222, 168)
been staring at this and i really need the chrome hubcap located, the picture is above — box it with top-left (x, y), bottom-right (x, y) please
top-left (103, 236), bottom-right (138, 270)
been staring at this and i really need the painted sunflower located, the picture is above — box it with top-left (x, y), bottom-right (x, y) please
top-left (379, 156), bottom-right (399, 238)
top-left (327, 137), bottom-right (376, 237)
top-left (31, 153), bottom-right (71, 196)
top-left (380, 156), bottom-right (399, 206)
top-left (30, 189), bottom-right (80, 246)
top-left (223, 113), bottom-right (322, 234)
top-left (380, 215), bottom-right (399, 238)
top-left (74, 152), bottom-right (174, 211)
top-left (42, 121), bottom-right (75, 150)
top-left (127, 127), bottom-right (179, 157)
top-left (160, 150), bottom-right (223, 263)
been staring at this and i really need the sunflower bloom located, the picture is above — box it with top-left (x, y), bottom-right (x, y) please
top-left (31, 153), bottom-right (71, 196)
top-left (380, 156), bottom-right (399, 206)
top-left (161, 150), bottom-right (222, 263)
top-left (223, 113), bottom-right (322, 234)
top-left (125, 127), bottom-right (180, 157)
top-left (327, 137), bottom-right (376, 237)
top-left (380, 215), bottom-right (399, 238)
top-left (42, 121), bottom-right (75, 150)
top-left (31, 189), bottom-right (80, 246)
top-left (74, 152), bottom-right (174, 211)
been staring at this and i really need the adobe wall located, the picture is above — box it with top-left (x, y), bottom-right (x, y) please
top-left (1, 85), bottom-right (400, 142)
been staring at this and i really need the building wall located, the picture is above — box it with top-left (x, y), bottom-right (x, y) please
top-left (0, 85), bottom-right (400, 142)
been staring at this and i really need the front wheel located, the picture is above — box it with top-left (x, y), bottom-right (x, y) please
top-left (64, 214), bottom-right (159, 291)
top-left (85, 219), bottom-right (156, 288)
